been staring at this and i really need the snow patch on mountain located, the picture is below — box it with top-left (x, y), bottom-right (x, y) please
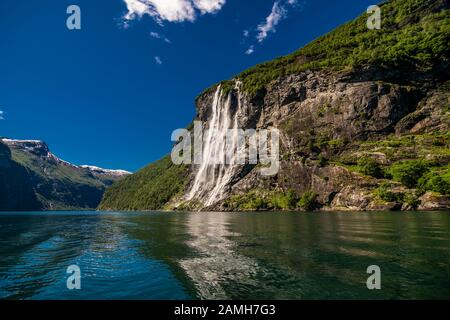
top-left (80, 165), bottom-right (132, 177)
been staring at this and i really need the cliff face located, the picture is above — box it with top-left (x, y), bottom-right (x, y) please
top-left (191, 68), bottom-right (449, 211)
top-left (0, 139), bottom-right (130, 211)
top-left (99, 0), bottom-right (450, 212)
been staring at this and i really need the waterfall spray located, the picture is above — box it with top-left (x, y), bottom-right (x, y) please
top-left (187, 84), bottom-right (244, 207)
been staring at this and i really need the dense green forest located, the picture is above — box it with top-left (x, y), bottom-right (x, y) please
top-left (99, 156), bottom-right (189, 211)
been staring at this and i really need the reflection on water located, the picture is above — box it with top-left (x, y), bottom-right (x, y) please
top-left (179, 213), bottom-right (259, 299)
top-left (0, 211), bottom-right (450, 300)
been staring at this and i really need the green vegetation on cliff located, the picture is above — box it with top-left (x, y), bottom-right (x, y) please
top-left (205, 0), bottom-right (449, 96)
top-left (99, 156), bottom-right (190, 211)
top-left (224, 189), bottom-right (320, 211)
top-left (357, 156), bottom-right (384, 178)
top-left (341, 132), bottom-right (450, 197)
top-left (388, 159), bottom-right (430, 188)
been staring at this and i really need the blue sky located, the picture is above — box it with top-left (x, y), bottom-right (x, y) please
top-left (0, 0), bottom-right (374, 172)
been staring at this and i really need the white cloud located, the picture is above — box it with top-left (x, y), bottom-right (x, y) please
top-left (124, 0), bottom-right (194, 23)
top-left (154, 56), bottom-right (163, 64)
top-left (150, 31), bottom-right (172, 43)
top-left (0, 111), bottom-right (4, 120)
top-left (256, 1), bottom-right (287, 43)
top-left (150, 31), bottom-right (161, 38)
top-left (123, 0), bottom-right (153, 20)
top-left (243, 0), bottom-right (304, 55)
top-left (122, 0), bottom-right (226, 24)
top-left (193, 0), bottom-right (226, 14)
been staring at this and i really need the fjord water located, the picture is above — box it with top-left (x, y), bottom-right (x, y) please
top-left (1, 212), bottom-right (450, 300)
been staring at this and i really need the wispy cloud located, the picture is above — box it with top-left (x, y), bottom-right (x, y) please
top-left (150, 31), bottom-right (161, 38)
top-left (150, 31), bottom-right (172, 43)
top-left (154, 56), bottom-right (163, 65)
top-left (122, 0), bottom-right (226, 25)
top-left (256, 1), bottom-right (287, 43)
top-left (0, 110), bottom-right (4, 120)
top-left (244, 0), bottom-right (304, 55)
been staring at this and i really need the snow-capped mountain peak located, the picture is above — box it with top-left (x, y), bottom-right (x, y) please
top-left (80, 165), bottom-right (131, 177)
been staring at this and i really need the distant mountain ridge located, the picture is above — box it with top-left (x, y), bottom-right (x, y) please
top-left (0, 138), bottom-right (130, 211)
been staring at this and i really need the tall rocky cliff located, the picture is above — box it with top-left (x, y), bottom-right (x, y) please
top-left (190, 68), bottom-right (450, 211)
top-left (99, 0), bottom-right (450, 212)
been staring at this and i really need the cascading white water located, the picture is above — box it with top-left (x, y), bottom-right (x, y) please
top-left (187, 84), bottom-right (244, 207)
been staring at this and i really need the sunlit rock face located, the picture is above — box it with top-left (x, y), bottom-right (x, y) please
top-left (186, 66), bottom-right (449, 211)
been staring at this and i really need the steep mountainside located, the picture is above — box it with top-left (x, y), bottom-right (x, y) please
top-left (99, 0), bottom-right (450, 212)
top-left (0, 141), bottom-right (40, 211)
top-left (99, 156), bottom-right (189, 211)
top-left (0, 139), bottom-right (130, 211)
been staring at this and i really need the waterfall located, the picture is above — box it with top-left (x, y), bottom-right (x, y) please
top-left (187, 84), bottom-right (244, 207)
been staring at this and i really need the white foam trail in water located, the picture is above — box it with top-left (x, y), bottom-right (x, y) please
top-left (187, 85), bottom-right (243, 207)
